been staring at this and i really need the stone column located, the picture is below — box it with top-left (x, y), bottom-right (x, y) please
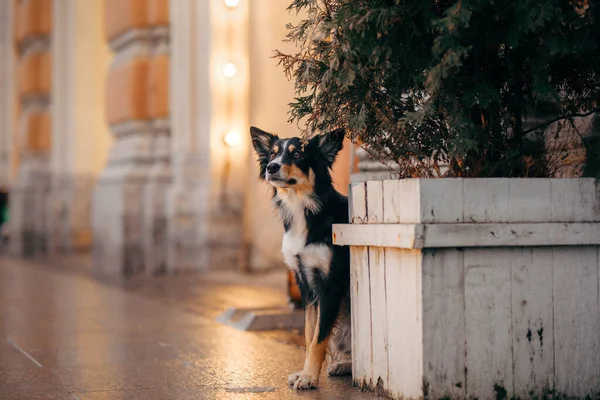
top-left (9, 0), bottom-right (53, 256)
top-left (167, 0), bottom-right (250, 272)
top-left (142, 0), bottom-right (171, 275)
top-left (93, 0), bottom-right (172, 278)
top-left (92, 0), bottom-right (154, 277)
top-left (47, 0), bottom-right (112, 253)
top-left (0, 0), bottom-right (16, 190)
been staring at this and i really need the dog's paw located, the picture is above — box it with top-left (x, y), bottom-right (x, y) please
top-left (287, 371), bottom-right (302, 386)
top-left (292, 373), bottom-right (319, 390)
top-left (327, 361), bottom-right (352, 377)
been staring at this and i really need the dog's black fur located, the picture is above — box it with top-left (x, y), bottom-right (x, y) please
top-left (250, 126), bottom-right (352, 390)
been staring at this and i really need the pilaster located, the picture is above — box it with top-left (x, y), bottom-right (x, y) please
top-left (9, 0), bottom-right (53, 256)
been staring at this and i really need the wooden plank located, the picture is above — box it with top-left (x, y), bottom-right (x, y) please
top-left (511, 248), bottom-right (554, 398)
top-left (422, 249), bottom-right (466, 399)
top-left (332, 222), bottom-right (600, 248)
top-left (421, 222), bottom-right (600, 248)
top-left (382, 180), bottom-right (401, 223)
top-left (509, 179), bottom-right (552, 222)
top-left (463, 178), bottom-right (510, 222)
top-left (332, 223), bottom-right (421, 249)
top-left (553, 247), bottom-right (600, 397)
top-left (385, 248), bottom-right (423, 399)
top-left (366, 181), bottom-right (388, 391)
top-left (350, 246), bottom-right (373, 388)
top-left (350, 182), bottom-right (367, 224)
top-left (419, 178), bottom-right (464, 223)
top-left (550, 179), bottom-right (598, 222)
top-left (398, 179), bottom-right (419, 223)
top-left (464, 248), bottom-right (514, 400)
top-left (349, 246), bottom-right (360, 382)
top-left (366, 181), bottom-right (383, 224)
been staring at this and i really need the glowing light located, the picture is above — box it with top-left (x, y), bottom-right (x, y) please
top-left (222, 62), bottom-right (237, 78)
top-left (224, 130), bottom-right (241, 147)
top-left (224, 0), bottom-right (240, 8)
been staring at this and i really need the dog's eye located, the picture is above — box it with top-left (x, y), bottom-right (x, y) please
top-left (269, 152), bottom-right (276, 160)
top-left (292, 151), bottom-right (301, 159)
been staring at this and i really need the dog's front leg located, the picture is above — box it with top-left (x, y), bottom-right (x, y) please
top-left (290, 304), bottom-right (330, 390)
top-left (288, 304), bottom-right (317, 386)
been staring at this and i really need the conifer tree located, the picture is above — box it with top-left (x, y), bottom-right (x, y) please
top-left (275, 0), bottom-right (600, 177)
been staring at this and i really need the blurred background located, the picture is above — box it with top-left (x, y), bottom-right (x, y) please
top-left (0, 0), bottom-right (593, 292)
top-left (0, 0), bottom-right (373, 293)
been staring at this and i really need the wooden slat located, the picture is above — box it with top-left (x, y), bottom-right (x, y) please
top-left (366, 181), bottom-right (388, 391)
top-left (382, 180), bottom-right (401, 223)
top-left (509, 179), bottom-right (552, 222)
top-left (333, 223), bottom-right (420, 248)
top-left (332, 222), bottom-right (600, 248)
top-left (351, 245), bottom-right (373, 388)
top-left (350, 182), bottom-right (367, 224)
top-left (463, 178), bottom-right (510, 222)
top-left (553, 247), bottom-right (600, 396)
top-left (422, 249), bottom-right (466, 399)
top-left (464, 248), bottom-right (514, 400)
top-left (550, 179), bottom-right (599, 222)
top-left (398, 179), bottom-right (419, 223)
top-left (385, 248), bottom-right (423, 399)
top-left (419, 178), bottom-right (464, 223)
top-left (511, 248), bottom-right (554, 397)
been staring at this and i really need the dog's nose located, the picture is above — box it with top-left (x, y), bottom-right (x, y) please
top-left (267, 163), bottom-right (280, 174)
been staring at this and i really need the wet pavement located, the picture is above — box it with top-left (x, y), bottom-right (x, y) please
top-left (0, 257), bottom-right (379, 400)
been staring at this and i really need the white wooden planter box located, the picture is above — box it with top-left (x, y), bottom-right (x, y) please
top-left (333, 178), bottom-right (600, 400)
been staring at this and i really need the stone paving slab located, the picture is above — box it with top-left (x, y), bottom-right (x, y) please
top-left (0, 258), bottom-right (378, 400)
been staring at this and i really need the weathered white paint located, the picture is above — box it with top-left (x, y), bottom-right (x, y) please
top-left (553, 247), bottom-right (600, 394)
top-left (464, 248), bottom-right (514, 399)
top-left (338, 178), bottom-right (600, 399)
top-left (511, 248), bottom-right (554, 398)
top-left (350, 182), bottom-right (367, 224)
top-left (385, 248), bottom-right (423, 399)
top-left (348, 180), bottom-right (373, 388)
top-left (463, 178), bottom-right (510, 222)
top-left (509, 179), bottom-right (553, 222)
top-left (366, 181), bottom-right (388, 392)
top-left (333, 222), bottom-right (600, 248)
top-left (422, 249), bottom-right (466, 399)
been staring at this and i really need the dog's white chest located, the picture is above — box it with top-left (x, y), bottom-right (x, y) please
top-left (280, 201), bottom-right (332, 276)
top-left (282, 231), bottom-right (332, 276)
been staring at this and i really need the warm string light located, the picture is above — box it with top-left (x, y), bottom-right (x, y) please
top-left (222, 62), bottom-right (237, 78)
top-left (221, 0), bottom-right (242, 147)
top-left (223, 129), bottom-right (241, 147)
top-left (224, 0), bottom-right (240, 8)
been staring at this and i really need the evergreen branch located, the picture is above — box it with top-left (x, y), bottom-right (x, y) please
top-left (522, 108), bottom-right (600, 135)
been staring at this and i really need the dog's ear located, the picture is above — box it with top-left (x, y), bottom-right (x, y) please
top-left (250, 126), bottom-right (278, 158)
top-left (309, 128), bottom-right (345, 167)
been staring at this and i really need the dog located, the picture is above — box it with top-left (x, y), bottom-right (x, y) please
top-left (250, 126), bottom-right (352, 390)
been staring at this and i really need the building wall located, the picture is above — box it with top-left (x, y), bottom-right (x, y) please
top-left (9, 0), bottom-right (53, 255)
top-left (0, 0), bottom-right (17, 189)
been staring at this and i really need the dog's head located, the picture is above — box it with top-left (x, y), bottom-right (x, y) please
top-left (249, 126), bottom-right (345, 191)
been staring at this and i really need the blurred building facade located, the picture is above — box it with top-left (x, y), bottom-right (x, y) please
top-left (2, 0), bottom-right (594, 278)
top-left (0, 0), bottom-right (354, 277)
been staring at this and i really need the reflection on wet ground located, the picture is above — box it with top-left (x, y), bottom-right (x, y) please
top-left (0, 258), bottom-right (378, 399)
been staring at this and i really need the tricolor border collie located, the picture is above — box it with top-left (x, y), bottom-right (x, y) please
top-left (250, 126), bottom-right (352, 390)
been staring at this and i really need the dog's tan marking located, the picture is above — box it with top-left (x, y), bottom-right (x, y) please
top-left (272, 145), bottom-right (279, 154)
top-left (288, 144), bottom-right (296, 152)
top-left (289, 305), bottom-right (331, 390)
top-left (304, 304), bottom-right (317, 349)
